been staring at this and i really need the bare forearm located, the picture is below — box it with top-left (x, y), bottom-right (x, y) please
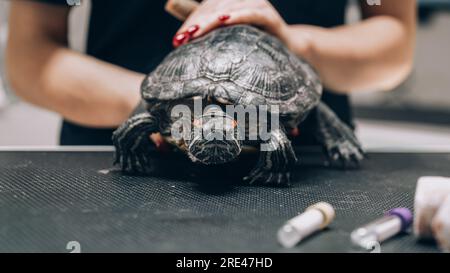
top-left (6, 1), bottom-right (144, 128)
top-left (7, 40), bottom-right (143, 127)
top-left (283, 16), bottom-right (415, 93)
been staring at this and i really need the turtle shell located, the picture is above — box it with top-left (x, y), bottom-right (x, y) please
top-left (141, 25), bottom-right (322, 116)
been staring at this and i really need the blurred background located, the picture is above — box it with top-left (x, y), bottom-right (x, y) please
top-left (0, 0), bottom-right (449, 149)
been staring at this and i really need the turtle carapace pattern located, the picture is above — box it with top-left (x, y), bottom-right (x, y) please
top-left (112, 25), bottom-right (364, 185)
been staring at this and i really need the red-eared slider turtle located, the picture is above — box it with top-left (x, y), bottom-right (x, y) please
top-left (113, 25), bottom-right (364, 185)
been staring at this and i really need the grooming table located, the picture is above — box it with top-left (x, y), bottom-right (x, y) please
top-left (1, 147), bottom-right (449, 253)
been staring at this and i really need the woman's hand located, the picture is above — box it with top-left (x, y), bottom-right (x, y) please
top-left (173, 0), bottom-right (289, 47)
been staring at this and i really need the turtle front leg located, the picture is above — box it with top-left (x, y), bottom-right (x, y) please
top-left (315, 102), bottom-right (365, 168)
top-left (112, 112), bottom-right (159, 174)
top-left (244, 129), bottom-right (298, 186)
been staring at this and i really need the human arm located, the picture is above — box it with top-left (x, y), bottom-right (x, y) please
top-left (6, 1), bottom-right (143, 127)
top-left (174, 0), bottom-right (416, 93)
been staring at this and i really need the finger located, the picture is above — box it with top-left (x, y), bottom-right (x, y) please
top-left (174, 0), bottom-right (269, 45)
top-left (173, 33), bottom-right (187, 48)
top-left (172, 23), bottom-right (201, 47)
top-left (175, 0), bottom-right (244, 43)
top-left (175, 1), bottom-right (223, 35)
top-left (220, 9), bottom-right (281, 36)
top-left (176, 13), bottom-right (229, 43)
top-left (165, 0), bottom-right (199, 21)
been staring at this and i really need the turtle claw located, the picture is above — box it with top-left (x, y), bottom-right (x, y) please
top-left (244, 170), bottom-right (291, 186)
top-left (112, 113), bottom-right (159, 175)
top-left (325, 139), bottom-right (364, 169)
top-left (114, 143), bottom-right (152, 174)
top-left (244, 152), bottom-right (295, 186)
top-left (315, 102), bottom-right (365, 169)
top-left (244, 129), bottom-right (296, 186)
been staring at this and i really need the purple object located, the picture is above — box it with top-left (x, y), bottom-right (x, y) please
top-left (387, 207), bottom-right (413, 231)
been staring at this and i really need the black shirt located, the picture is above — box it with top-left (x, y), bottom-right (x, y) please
top-left (33, 0), bottom-right (351, 145)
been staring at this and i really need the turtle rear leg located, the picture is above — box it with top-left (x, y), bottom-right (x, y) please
top-left (112, 112), bottom-right (159, 174)
top-left (315, 102), bottom-right (365, 168)
top-left (244, 128), bottom-right (298, 186)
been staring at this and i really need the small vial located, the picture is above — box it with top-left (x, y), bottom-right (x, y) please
top-left (278, 202), bottom-right (335, 248)
top-left (351, 208), bottom-right (413, 248)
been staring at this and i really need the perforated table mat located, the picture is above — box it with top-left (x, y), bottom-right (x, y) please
top-left (1, 149), bottom-right (449, 253)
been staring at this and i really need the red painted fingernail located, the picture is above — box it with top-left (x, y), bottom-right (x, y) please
top-left (172, 32), bottom-right (187, 47)
top-left (218, 14), bottom-right (230, 22)
top-left (183, 31), bottom-right (193, 45)
top-left (187, 25), bottom-right (200, 35)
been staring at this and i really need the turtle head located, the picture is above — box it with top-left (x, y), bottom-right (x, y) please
top-left (186, 106), bottom-right (242, 165)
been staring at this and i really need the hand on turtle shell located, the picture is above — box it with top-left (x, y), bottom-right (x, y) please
top-left (173, 0), bottom-right (288, 47)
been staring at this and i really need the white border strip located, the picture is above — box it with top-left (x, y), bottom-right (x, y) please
top-left (0, 146), bottom-right (115, 152)
top-left (363, 145), bottom-right (450, 153)
top-left (1, 145), bottom-right (450, 153)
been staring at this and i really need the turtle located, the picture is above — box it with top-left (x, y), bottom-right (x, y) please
top-left (112, 24), bottom-right (364, 185)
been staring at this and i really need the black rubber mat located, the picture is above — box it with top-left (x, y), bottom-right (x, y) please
top-left (1, 150), bottom-right (449, 253)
